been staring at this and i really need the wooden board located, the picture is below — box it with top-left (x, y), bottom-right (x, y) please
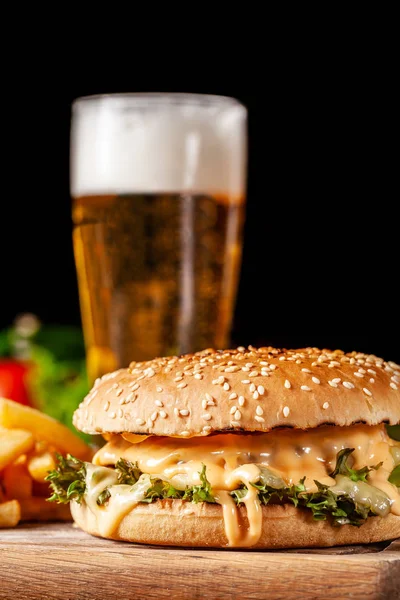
top-left (0, 524), bottom-right (398, 600)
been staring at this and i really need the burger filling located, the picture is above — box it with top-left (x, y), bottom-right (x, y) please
top-left (48, 423), bottom-right (400, 547)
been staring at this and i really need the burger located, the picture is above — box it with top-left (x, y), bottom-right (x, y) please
top-left (47, 346), bottom-right (400, 549)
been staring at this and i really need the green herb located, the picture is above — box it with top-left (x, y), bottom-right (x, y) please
top-left (183, 464), bottom-right (216, 503)
top-left (115, 458), bottom-right (141, 486)
top-left (97, 489), bottom-right (111, 505)
top-left (386, 425), bottom-right (400, 441)
top-left (140, 479), bottom-right (184, 503)
top-left (389, 465), bottom-right (400, 486)
top-left (330, 448), bottom-right (382, 482)
top-left (45, 454), bottom-right (86, 504)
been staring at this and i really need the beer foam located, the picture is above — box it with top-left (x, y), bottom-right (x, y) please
top-left (71, 94), bottom-right (247, 198)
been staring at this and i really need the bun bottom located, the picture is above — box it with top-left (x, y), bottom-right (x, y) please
top-left (71, 500), bottom-right (400, 549)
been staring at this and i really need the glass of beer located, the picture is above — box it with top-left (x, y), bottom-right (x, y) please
top-left (70, 93), bottom-right (247, 383)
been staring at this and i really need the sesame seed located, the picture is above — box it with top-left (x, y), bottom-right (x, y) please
top-left (279, 357), bottom-right (286, 361)
top-left (283, 406), bottom-right (290, 417)
top-left (255, 415), bottom-right (265, 423)
top-left (392, 375), bottom-right (400, 384)
top-left (229, 393), bottom-right (238, 400)
top-left (312, 377), bottom-right (321, 385)
top-left (242, 380), bottom-right (250, 384)
top-left (322, 402), bottom-right (329, 410)
top-left (156, 386), bottom-right (163, 392)
top-left (202, 413), bottom-right (212, 421)
top-left (146, 368), bottom-right (155, 377)
top-left (343, 381), bottom-right (355, 389)
top-left (109, 412), bottom-right (116, 419)
top-left (363, 388), bottom-right (372, 396)
top-left (302, 368), bottom-right (311, 373)
top-left (249, 383), bottom-right (256, 392)
top-left (179, 409), bottom-right (189, 416)
top-left (160, 411), bottom-right (167, 419)
top-left (370, 378), bottom-right (375, 383)
top-left (103, 401), bottom-right (110, 412)
top-left (136, 418), bottom-right (145, 426)
top-left (269, 365), bottom-right (277, 371)
top-left (238, 396), bottom-right (245, 406)
top-left (256, 405), bottom-right (264, 416)
top-left (204, 393), bottom-right (213, 403)
top-left (260, 361), bottom-right (268, 366)
top-left (155, 399), bottom-right (163, 407)
top-left (180, 431), bottom-right (190, 437)
top-left (242, 366), bottom-right (250, 372)
top-left (234, 410), bottom-right (242, 421)
top-left (177, 382), bottom-right (187, 389)
top-left (150, 411), bottom-right (158, 422)
top-left (194, 373), bottom-right (203, 380)
top-left (115, 389), bottom-right (123, 397)
top-left (223, 382), bottom-right (230, 391)
top-left (174, 376), bottom-right (183, 382)
top-left (301, 386), bottom-right (311, 391)
top-left (218, 376), bottom-right (225, 384)
top-left (203, 425), bottom-right (212, 433)
top-left (390, 382), bottom-right (398, 390)
top-left (284, 380), bottom-right (291, 389)
top-left (358, 368), bottom-right (366, 374)
top-left (258, 385), bottom-right (265, 395)
top-left (332, 378), bottom-right (341, 384)
top-left (202, 399), bottom-right (208, 409)
top-left (230, 406), bottom-right (237, 415)
top-left (350, 358), bottom-right (356, 365)
top-left (253, 391), bottom-right (259, 400)
top-left (212, 379), bottom-right (219, 385)
top-left (130, 383), bottom-right (140, 392)
top-left (328, 381), bottom-right (338, 388)
top-left (249, 371), bottom-right (259, 377)
top-left (354, 373), bottom-right (364, 378)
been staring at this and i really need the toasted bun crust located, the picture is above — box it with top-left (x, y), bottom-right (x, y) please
top-left (71, 499), bottom-right (400, 549)
top-left (74, 347), bottom-right (400, 437)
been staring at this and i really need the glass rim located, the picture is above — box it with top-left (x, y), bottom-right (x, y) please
top-left (72, 92), bottom-right (246, 111)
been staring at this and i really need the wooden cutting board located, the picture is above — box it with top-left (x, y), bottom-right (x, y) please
top-left (0, 524), bottom-right (398, 600)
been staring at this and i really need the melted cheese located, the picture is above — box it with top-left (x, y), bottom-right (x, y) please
top-left (84, 464), bottom-right (154, 537)
top-left (88, 424), bottom-right (400, 547)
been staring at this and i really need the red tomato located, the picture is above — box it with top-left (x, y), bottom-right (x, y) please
top-left (0, 360), bottom-right (32, 406)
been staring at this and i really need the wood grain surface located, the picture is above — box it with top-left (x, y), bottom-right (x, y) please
top-left (0, 524), bottom-right (398, 600)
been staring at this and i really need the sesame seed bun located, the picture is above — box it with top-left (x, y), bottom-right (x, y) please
top-left (71, 498), bottom-right (400, 549)
top-left (73, 347), bottom-right (400, 437)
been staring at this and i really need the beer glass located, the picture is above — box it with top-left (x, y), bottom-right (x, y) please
top-left (70, 93), bottom-right (247, 383)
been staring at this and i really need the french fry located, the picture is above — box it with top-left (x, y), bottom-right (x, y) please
top-left (0, 428), bottom-right (34, 470)
top-left (19, 497), bottom-right (71, 522)
top-left (0, 398), bottom-right (91, 460)
top-left (3, 463), bottom-right (33, 499)
top-left (0, 500), bottom-right (21, 528)
top-left (27, 451), bottom-right (57, 482)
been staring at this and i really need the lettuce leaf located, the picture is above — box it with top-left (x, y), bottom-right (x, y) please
top-left (386, 425), bottom-right (400, 441)
top-left (389, 465), bottom-right (400, 486)
top-left (47, 451), bottom-right (391, 528)
top-left (46, 454), bottom-right (87, 504)
top-left (329, 448), bottom-right (382, 482)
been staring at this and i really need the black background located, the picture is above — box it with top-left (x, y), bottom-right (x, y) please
top-left (1, 59), bottom-right (398, 364)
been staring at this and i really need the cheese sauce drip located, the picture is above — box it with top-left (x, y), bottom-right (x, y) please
top-left (89, 424), bottom-right (400, 547)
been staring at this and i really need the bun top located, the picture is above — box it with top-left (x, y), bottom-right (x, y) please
top-left (73, 346), bottom-right (400, 437)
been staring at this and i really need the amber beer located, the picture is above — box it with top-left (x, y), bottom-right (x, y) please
top-left (71, 94), bottom-right (247, 382)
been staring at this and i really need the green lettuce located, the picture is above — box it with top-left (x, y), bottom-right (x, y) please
top-left (47, 449), bottom-right (393, 528)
